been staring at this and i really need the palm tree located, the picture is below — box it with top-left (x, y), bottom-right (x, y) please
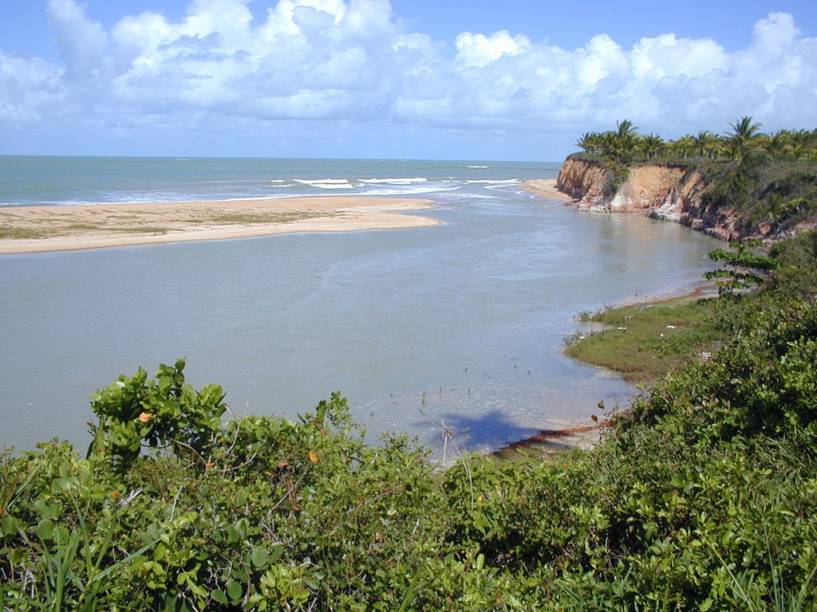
top-left (597, 130), bottom-right (629, 163)
top-left (711, 135), bottom-right (730, 160)
top-left (640, 133), bottom-right (665, 160)
top-left (576, 132), bottom-right (601, 155)
top-left (692, 131), bottom-right (716, 159)
top-left (671, 135), bottom-right (696, 160)
top-left (605, 120), bottom-right (638, 163)
top-left (765, 130), bottom-right (791, 157)
top-left (728, 116), bottom-right (762, 159)
top-left (616, 119), bottom-right (638, 141)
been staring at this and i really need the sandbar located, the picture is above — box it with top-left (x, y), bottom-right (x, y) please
top-left (522, 178), bottom-right (576, 203)
top-left (0, 196), bottom-right (438, 254)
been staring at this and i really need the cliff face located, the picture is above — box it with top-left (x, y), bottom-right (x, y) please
top-left (554, 158), bottom-right (610, 205)
top-left (555, 158), bottom-right (746, 241)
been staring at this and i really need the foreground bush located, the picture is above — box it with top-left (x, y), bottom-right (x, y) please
top-left (2, 237), bottom-right (817, 609)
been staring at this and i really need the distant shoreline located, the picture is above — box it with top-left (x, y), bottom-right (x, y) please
top-left (0, 196), bottom-right (438, 254)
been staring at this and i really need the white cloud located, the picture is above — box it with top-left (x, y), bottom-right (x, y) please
top-left (47, 0), bottom-right (111, 80)
top-left (454, 30), bottom-right (531, 68)
top-left (0, 53), bottom-right (64, 122)
top-left (1, 1), bottom-right (816, 148)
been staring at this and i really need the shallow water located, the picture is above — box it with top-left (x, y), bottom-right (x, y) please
top-left (0, 158), bottom-right (719, 458)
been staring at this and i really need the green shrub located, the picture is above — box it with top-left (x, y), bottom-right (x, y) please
top-left (87, 358), bottom-right (226, 472)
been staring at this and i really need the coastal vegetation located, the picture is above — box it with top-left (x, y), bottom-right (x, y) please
top-left (567, 119), bottom-right (817, 239)
top-left (575, 117), bottom-right (817, 164)
top-left (565, 239), bottom-right (783, 383)
top-left (2, 229), bottom-right (817, 608)
top-left (565, 293), bottom-right (724, 383)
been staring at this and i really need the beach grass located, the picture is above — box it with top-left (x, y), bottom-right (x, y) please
top-left (565, 294), bottom-right (725, 383)
top-left (0, 210), bottom-right (333, 241)
top-left (204, 211), bottom-right (332, 225)
top-left (0, 225), bottom-right (50, 239)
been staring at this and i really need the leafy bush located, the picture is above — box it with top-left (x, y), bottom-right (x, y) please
top-left (700, 157), bottom-right (817, 235)
top-left (87, 358), bottom-right (226, 472)
top-left (705, 239), bottom-right (780, 294)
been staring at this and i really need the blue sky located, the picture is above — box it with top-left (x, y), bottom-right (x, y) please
top-left (1, 1), bottom-right (816, 160)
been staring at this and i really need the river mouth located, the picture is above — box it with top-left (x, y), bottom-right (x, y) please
top-left (0, 160), bottom-right (719, 457)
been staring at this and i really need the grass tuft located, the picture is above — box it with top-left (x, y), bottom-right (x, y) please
top-left (566, 294), bottom-right (725, 382)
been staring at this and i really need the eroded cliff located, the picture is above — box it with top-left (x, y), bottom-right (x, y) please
top-left (554, 158), bottom-right (748, 241)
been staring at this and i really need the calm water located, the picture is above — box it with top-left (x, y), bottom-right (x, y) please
top-left (0, 157), bottom-right (719, 457)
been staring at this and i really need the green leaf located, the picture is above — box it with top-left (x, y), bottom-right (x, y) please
top-left (34, 499), bottom-right (60, 520)
top-left (269, 544), bottom-right (284, 563)
top-left (1, 515), bottom-right (20, 537)
top-left (35, 518), bottom-right (54, 541)
top-left (226, 579), bottom-right (243, 601)
top-left (251, 546), bottom-right (270, 569)
top-left (51, 476), bottom-right (80, 494)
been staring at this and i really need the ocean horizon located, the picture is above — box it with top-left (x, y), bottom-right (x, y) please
top-left (0, 156), bottom-right (562, 207)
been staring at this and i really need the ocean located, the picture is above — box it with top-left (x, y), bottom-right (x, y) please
top-left (0, 156), bottom-right (548, 206)
top-left (0, 156), bottom-right (718, 458)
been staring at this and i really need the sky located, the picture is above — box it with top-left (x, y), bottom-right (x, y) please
top-left (1, 1), bottom-right (816, 160)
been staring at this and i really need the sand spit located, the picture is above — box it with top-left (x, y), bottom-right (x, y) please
top-left (522, 178), bottom-right (577, 203)
top-left (0, 196), bottom-right (439, 254)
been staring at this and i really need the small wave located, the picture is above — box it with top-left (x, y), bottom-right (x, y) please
top-left (293, 179), bottom-right (354, 189)
top-left (465, 179), bottom-right (519, 184)
top-left (359, 178), bottom-right (427, 185)
top-left (294, 179), bottom-right (350, 185)
top-left (467, 165), bottom-right (489, 169)
top-left (214, 194), bottom-right (305, 201)
top-left (5, 193), bottom-right (310, 206)
top-left (268, 179), bottom-right (288, 183)
top-left (484, 184), bottom-right (520, 192)
top-left (451, 194), bottom-right (500, 200)
top-left (359, 185), bottom-right (461, 196)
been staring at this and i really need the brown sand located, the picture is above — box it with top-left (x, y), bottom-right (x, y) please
top-left (522, 178), bottom-right (576, 203)
top-left (0, 196), bottom-right (438, 254)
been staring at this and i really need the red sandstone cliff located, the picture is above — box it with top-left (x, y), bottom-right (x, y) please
top-left (553, 158), bottom-right (754, 241)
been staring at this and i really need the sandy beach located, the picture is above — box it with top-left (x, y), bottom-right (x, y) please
top-left (0, 196), bottom-right (438, 254)
top-left (522, 178), bottom-right (576, 203)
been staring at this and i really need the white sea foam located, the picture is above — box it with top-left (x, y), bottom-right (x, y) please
top-left (19, 193), bottom-right (307, 206)
top-left (293, 179), bottom-right (354, 189)
top-left (359, 185), bottom-right (461, 196)
top-left (359, 178), bottom-right (427, 185)
top-left (465, 179), bottom-right (519, 184)
top-left (467, 165), bottom-right (489, 169)
top-left (446, 192), bottom-right (499, 200)
top-left (214, 194), bottom-right (302, 201)
top-left (294, 179), bottom-right (349, 184)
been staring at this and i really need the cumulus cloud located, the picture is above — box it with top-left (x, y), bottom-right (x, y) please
top-left (455, 30), bottom-right (531, 68)
top-left (1, 1), bottom-right (816, 147)
top-left (0, 54), bottom-right (64, 122)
